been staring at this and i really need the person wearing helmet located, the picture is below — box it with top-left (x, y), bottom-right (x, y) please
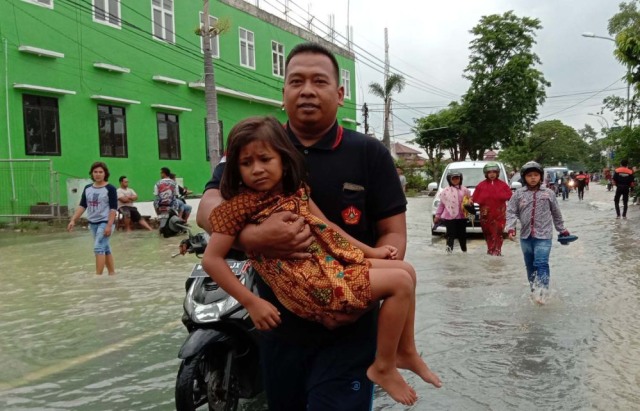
top-left (506, 161), bottom-right (570, 304)
top-left (434, 171), bottom-right (471, 253)
top-left (472, 162), bottom-right (512, 256)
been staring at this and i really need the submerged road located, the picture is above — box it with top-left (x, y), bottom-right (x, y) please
top-left (1, 183), bottom-right (639, 410)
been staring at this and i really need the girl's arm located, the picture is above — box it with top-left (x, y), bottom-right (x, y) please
top-left (307, 198), bottom-right (394, 259)
top-left (67, 206), bottom-right (86, 231)
top-left (202, 232), bottom-right (281, 330)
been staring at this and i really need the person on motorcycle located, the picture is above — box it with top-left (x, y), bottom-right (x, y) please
top-left (613, 159), bottom-right (636, 219)
top-left (196, 42), bottom-right (441, 410)
top-left (506, 161), bottom-right (570, 304)
top-left (153, 167), bottom-right (180, 217)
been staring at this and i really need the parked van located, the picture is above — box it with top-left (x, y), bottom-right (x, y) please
top-left (428, 160), bottom-right (521, 234)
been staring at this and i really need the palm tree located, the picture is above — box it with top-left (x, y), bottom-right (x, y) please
top-left (369, 73), bottom-right (406, 150)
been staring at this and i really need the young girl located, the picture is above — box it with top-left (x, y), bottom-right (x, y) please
top-left (434, 171), bottom-right (471, 253)
top-left (67, 162), bottom-right (118, 275)
top-left (472, 162), bottom-right (512, 256)
top-left (506, 161), bottom-right (570, 304)
top-left (202, 116), bottom-right (441, 406)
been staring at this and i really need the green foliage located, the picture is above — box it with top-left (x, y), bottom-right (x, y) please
top-left (463, 11), bottom-right (549, 158)
top-left (498, 120), bottom-right (591, 170)
top-left (609, 126), bottom-right (640, 164)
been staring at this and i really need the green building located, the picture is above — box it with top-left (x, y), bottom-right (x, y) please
top-left (0, 0), bottom-right (357, 218)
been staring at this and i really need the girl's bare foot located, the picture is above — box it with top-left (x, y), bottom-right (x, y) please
top-left (366, 364), bottom-right (417, 405)
top-left (397, 352), bottom-right (442, 388)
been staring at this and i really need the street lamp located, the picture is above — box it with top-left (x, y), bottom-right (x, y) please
top-left (588, 112), bottom-right (610, 129)
top-left (582, 32), bottom-right (631, 127)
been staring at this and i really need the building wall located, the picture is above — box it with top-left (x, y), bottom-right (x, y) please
top-left (0, 0), bottom-right (356, 212)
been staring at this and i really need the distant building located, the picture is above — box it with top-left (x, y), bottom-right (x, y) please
top-left (483, 149), bottom-right (498, 160)
top-left (392, 142), bottom-right (426, 167)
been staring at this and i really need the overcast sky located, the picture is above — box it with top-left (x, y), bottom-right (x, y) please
top-left (257, 0), bottom-right (626, 146)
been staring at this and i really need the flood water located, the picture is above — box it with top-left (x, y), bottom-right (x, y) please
top-left (1, 184), bottom-right (639, 410)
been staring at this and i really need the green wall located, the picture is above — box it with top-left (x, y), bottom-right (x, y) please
top-left (0, 0), bottom-right (357, 212)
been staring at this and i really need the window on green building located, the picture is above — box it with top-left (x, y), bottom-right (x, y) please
top-left (239, 27), bottom-right (255, 69)
top-left (23, 0), bottom-right (52, 8)
top-left (199, 12), bottom-right (219, 57)
top-left (272, 41), bottom-right (285, 77)
top-left (23, 94), bottom-right (61, 156)
top-left (98, 105), bottom-right (128, 158)
top-left (341, 69), bottom-right (351, 100)
top-left (157, 112), bottom-right (181, 160)
top-left (151, 0), bottom-right (175, 43)
top-left (93, 0), bottom-right (121, 27)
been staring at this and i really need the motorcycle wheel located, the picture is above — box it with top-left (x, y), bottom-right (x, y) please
top-left (175, 352), bottom-right (209, 411)
top-left (207, 357), bottom-right (239, 411)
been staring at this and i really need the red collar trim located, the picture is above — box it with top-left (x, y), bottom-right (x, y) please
top-left (332, 126), bottom-right (344, 150)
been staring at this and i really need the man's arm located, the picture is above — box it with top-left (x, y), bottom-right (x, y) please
top-left (196, 188), bottom-right (222, 233)
top-left (196, 188), bottom-right (313, 257)
top-left (374, 213), bottom-right (407, 260)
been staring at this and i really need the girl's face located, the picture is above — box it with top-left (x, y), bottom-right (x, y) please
top-left (92, 167), bottom-right (106, 183)
top-left (524, 171), bottom-right (541, 187)
top-left (487, 170), bottom-right (498, 180)
top-left (238, 140), bottom-right (284, 193)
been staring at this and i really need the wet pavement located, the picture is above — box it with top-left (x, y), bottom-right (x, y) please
top-left (1, 184), bottom-right (639, 410)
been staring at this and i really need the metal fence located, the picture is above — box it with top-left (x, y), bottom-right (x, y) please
top-left (0, 159), bottom-right (60, 219)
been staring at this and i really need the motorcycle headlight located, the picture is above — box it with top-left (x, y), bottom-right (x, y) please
top-left (184, 277), bottom-right (243, 323)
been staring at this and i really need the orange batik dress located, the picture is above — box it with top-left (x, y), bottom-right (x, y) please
top-left (209, 186), bottom-right (372, 323)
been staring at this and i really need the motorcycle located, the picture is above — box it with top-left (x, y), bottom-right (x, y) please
top-left (157, 206), bottom-right (185, 238)
top-left (174, 230), bottom-right (263, 411)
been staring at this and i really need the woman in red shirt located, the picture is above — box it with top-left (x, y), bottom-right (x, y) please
top-left (473, 163), bottom-right (513, 256)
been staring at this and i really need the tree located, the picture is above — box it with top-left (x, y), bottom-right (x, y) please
top-left (412, 103), bottom-right (464, 182)
top-left (197, 2), bottom-right (230, 171)
top-left (498, 120), bottom-right (590, 170)
top-left (463, 11), bottom-right (549, 159)
top-left (578, 124), bottom-right (599, 144)
top-left (369, 74), bottom-right (406, 150)
top-left (608, 1), bottom-right (640, 127)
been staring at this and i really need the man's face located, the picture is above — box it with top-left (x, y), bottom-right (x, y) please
top-left (283, 52), bottom-right (344, 137)
top-left (120, 178), bottom-right (129, 189)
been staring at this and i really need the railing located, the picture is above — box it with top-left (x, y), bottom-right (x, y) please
top-left (0, 159), bottom-right (61, 220)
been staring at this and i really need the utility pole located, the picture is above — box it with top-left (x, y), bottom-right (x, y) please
top-left (203, 0), bottom-right (221, 172)
top-left (362, 103), bottom-right (369, 135)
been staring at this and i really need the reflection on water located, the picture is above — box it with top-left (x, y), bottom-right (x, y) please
top-left (2, 186), bottom-right (640, 410)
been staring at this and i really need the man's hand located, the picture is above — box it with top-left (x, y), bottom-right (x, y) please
top-left (508, 229), bottom-right (516, 242)
top-left (239, 211), bottom-right (314, 259)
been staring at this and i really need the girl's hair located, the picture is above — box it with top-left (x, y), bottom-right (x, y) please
top-left (220, 116), bottom-right (307, 199)
top-left (89, 161), bottom-right (110, 181)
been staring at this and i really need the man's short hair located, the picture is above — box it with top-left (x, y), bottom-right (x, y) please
top-left (161, 167), bottom-right (171, 176)
top-left (119, 175), bottom-right (127, 183)
top-left (621, 159), bottom-right (629, 167)
top-left (285, 42), bottom-right (340, 83)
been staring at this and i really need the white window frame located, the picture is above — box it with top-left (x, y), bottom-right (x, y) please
top-left (151, 0), bottom-right (175, 44)
top-left (93, 0), bottom-right (122, 29)
top-left (22, 0), bottom-right (53, 9)
top-left (199, 12), bottom-right (220, 58)
top-left (341, 69), bottom-right (351, 100)
top-left (271, 41), bottom-right (285, 78)
top-left (239, 27), bottom-right (256, 70)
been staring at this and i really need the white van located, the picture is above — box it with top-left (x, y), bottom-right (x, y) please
top-left (428, 160), bottom-right (521, 234)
